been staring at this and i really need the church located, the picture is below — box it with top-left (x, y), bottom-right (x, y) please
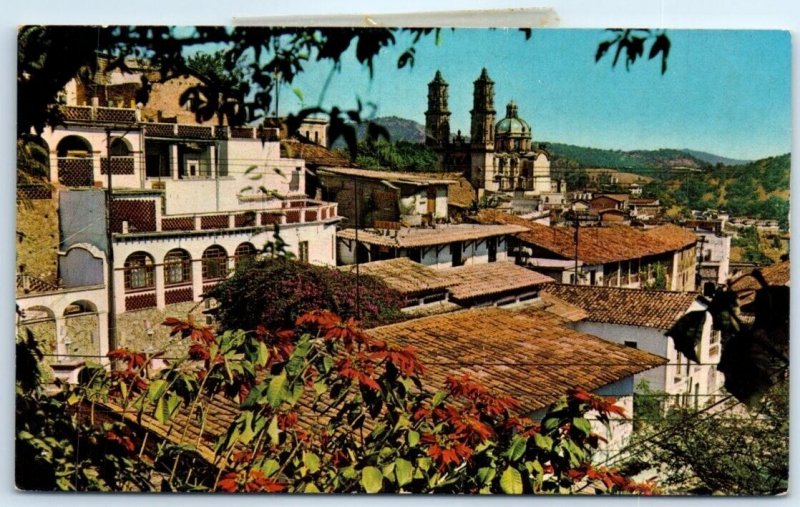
top-left (425, 69), bottom-right (566, 205)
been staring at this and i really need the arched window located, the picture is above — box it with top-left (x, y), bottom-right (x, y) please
top-left (234, 242), bottom-right (257, 268)
top-left (164, 249), bottom-right (192, 285)
top-left (109, 137), bottom-right (132, 157)
top-left (202, 245), bottom-right (228, 280)
top-left (56, 135), bottom-right (92, 157)
top-left (124, 251), bottom-right (155, 290)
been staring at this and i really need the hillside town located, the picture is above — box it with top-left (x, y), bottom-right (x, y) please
top-left (15, 27), bottom-right (789, 495)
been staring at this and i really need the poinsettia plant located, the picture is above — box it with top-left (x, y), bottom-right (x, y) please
top-left (25, 308), bottom-right (654, 494)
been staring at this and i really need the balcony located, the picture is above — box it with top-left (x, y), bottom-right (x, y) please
top-left (101, 156), bottom-right (135, 175)
top-left (57, 157), bottom-right (94, 187)
top-left (113, 199), bottom-right (338, 236)
top-left (60, 105), bottom-right (138, 124)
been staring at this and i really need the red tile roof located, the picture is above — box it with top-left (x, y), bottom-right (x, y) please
top-left (338, 257), bottom-right (451, 296)
top-left (437, 262), bottom-right (553, 301)
top-left (473, 210), bottom-right (697, 265)
top-left (541, 284), bottom-right (700, 330)
top-left (730, 260), bottom-right (790, 292)
top-left (369, 307), bottom-right (666, 412)
top-left (280, 139), bottom-right (352, 168)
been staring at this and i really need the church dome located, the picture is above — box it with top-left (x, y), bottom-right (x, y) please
top-left (495, 101), bottom-right (531, 137)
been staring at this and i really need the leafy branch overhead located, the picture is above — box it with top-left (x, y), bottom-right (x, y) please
top-left (667, 267), bottom-right (789, 408)
top-left (596, 29), bottom-right (671, 74)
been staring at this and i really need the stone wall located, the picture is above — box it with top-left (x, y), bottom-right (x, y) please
top-left (116, 300), bottom-right (208, 357)
top-left (16, 198), bottom-right (60, 287)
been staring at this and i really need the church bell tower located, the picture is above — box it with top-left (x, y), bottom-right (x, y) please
top-left (470, 68), bottom-right (496, 150)
top-left (425, 71), bottom-right (451, 148)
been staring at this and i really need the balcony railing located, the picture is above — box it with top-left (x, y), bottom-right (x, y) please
top-left (101, 156), bottom-right (135, 175)
top-left (60, 105), bottom-right (137, 124)
top-left (126, 200), bottom-right (339, 235)
top-left (57, 157), bottom-right (94, 187)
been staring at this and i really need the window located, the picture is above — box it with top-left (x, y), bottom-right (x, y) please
top-left (623, 341), bottom-right (638, 349)
top-left (289, 168), bottom-right (301, 192)
top-left (450, 242), bottom-right (463, 267)
top-left (488, 237), bottom-right (497, 263)
top-left (124, 252), bottom-right (155, 290)
top-left (234, 242), bottom-right (258, 268)
top-left (164, 249), bottom-right (191, 285)
top-left (202, 245), bottom-right (228, 280)
top-left (298, 241), bottom-right (309, 263)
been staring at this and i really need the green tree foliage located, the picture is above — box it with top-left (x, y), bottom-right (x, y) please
top-left (625, 379), bottom-right (788, 495)
top-left (344, 140), bottom-right (440, 172)
top-left (732, 226), bottom-right (774, 266)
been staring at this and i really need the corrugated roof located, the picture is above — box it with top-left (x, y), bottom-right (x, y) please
top-left (369, 307), bottom-right (667, 412)
top-left (473, 210), bottom-right (697, 265)
top-left (541, 284), bottom-right (699, 330)
top-left (319, 166), bottom-right (456, 186)
top-left (337, 223), bottom-right (527, 248)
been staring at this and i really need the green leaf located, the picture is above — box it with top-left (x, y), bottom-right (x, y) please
top-left (292, 87), bottom-right (304, 102)
top-left (313, 379), bottom-right (327, 396)
top-left (500, 466), bottom-right (523, 494)
top-left (477, 466), bottom-right (496, 486)
top-left (259, 459), bottom-right (280, 477)
top-left (244, 165), bottom-right (262, 180)
top-left (267, 416), bottom-right (280, 445)
top-left (407, 430), bottom-right (420, 447)
top-left (147, 379), bottom-right (168, 403)
top-left (266, 371), bottom-right (287, 408)
top-left (303, 451), bottom-right (320, 473)
top-left (303, 482), bottom-right (319, 493)
top-left (394, 458), bottom-right (413, 487)
top-left (431, 391), bottom-right (447, 407)
top-left (361, 466), bottom-right (384, 493)
top-left (257, 341), bottom-right (269, 367)
top-left (505, 436), bottom-right (527, 462)
top-left (155, 392), bottom-right (181, 424)
top-left (533, 433), bottom-right (553, 451)
top-left (572, 416), bottom-right (593, 436)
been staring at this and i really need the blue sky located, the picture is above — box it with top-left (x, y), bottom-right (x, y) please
top-left (278, 29), bottom-right (790, 161)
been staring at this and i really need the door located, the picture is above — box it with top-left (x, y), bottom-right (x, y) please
top-left (427, 187), bottom-right (437, 215)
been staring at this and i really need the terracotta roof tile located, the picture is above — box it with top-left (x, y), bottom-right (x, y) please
top-left (730, 260), bottom-right (790, 292)
top-left (369, 307), bottom-right (666, 412)
top-left (437, 262), bottom-right (553, 301)
top-left (541, 284), bottom-right (699, 330)
top-left (337, 223), bottom-right (527, 248)
top-left (515, 293), bottom-right (590, 323)
top-left (338, 257), bottom-right (451, 296)
top-left (280, 139), bottom-right (352, 168)
top-left (473, 210), bottom-right (696, 265)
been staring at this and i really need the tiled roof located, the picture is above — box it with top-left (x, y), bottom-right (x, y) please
top-left (473, 210), bottom-right (697, 265)
top-left (280, 139), bottom-right (352, 168)
top-left (338, 257), bottom-right (451, 296)
top-left (437, 262), bottom-right (554, 301)
top-left (730, 260), bottom-right (790, 292)
top-left (319, 166), bottom-right (456, 186)
top-left (439, 174), bottom-right (477, 208)
top-left (369, 307), bottom-right (666, 412)
top-left (541, 284), bottom-right (699, 330)
top-left (515, 293), bottom-right (590, 323)
top-left (337, 223), bottom-right (527, 248)
top-left (340, 258), bottom-right (553, 302)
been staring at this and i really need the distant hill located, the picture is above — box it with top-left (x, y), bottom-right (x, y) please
top-left (543, 142), bottom-right (712, 176)
top-left (680, 149), bottom-right (750, 167)
top-left (334, 117), bottom-right (759, 178)
top-left (332, 116), bottom-right (426, 147)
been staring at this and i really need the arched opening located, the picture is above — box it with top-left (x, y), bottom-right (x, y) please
top-left (202, 245), bottom-right (229, 281)
top-left (164, 249), bottom-right (192, 286)
top-left (56, 135), bottom-right (94, 186)
top-left (234, 242), bottom-right (258, 269)
top-left (164, 248), bottom-right (194, 304)
top-left (124, 251), bottom-right (155, 290)
top-left (62, 300), bottom-right (100, 361)
top-left (103, 137), bottom-right (135, 175)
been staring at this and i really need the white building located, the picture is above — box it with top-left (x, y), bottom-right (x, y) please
top-left (542, 285), bottom-right (726, 409)
top-left (23, 103), bottom-right (342, 367)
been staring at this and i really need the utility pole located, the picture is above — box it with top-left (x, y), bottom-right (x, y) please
top-left (354, 175), bottom-right (360, 319)
top-left (570, 210), bottom-right (580, 285)
top-left (105, 128), bottom-right (117, 351)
